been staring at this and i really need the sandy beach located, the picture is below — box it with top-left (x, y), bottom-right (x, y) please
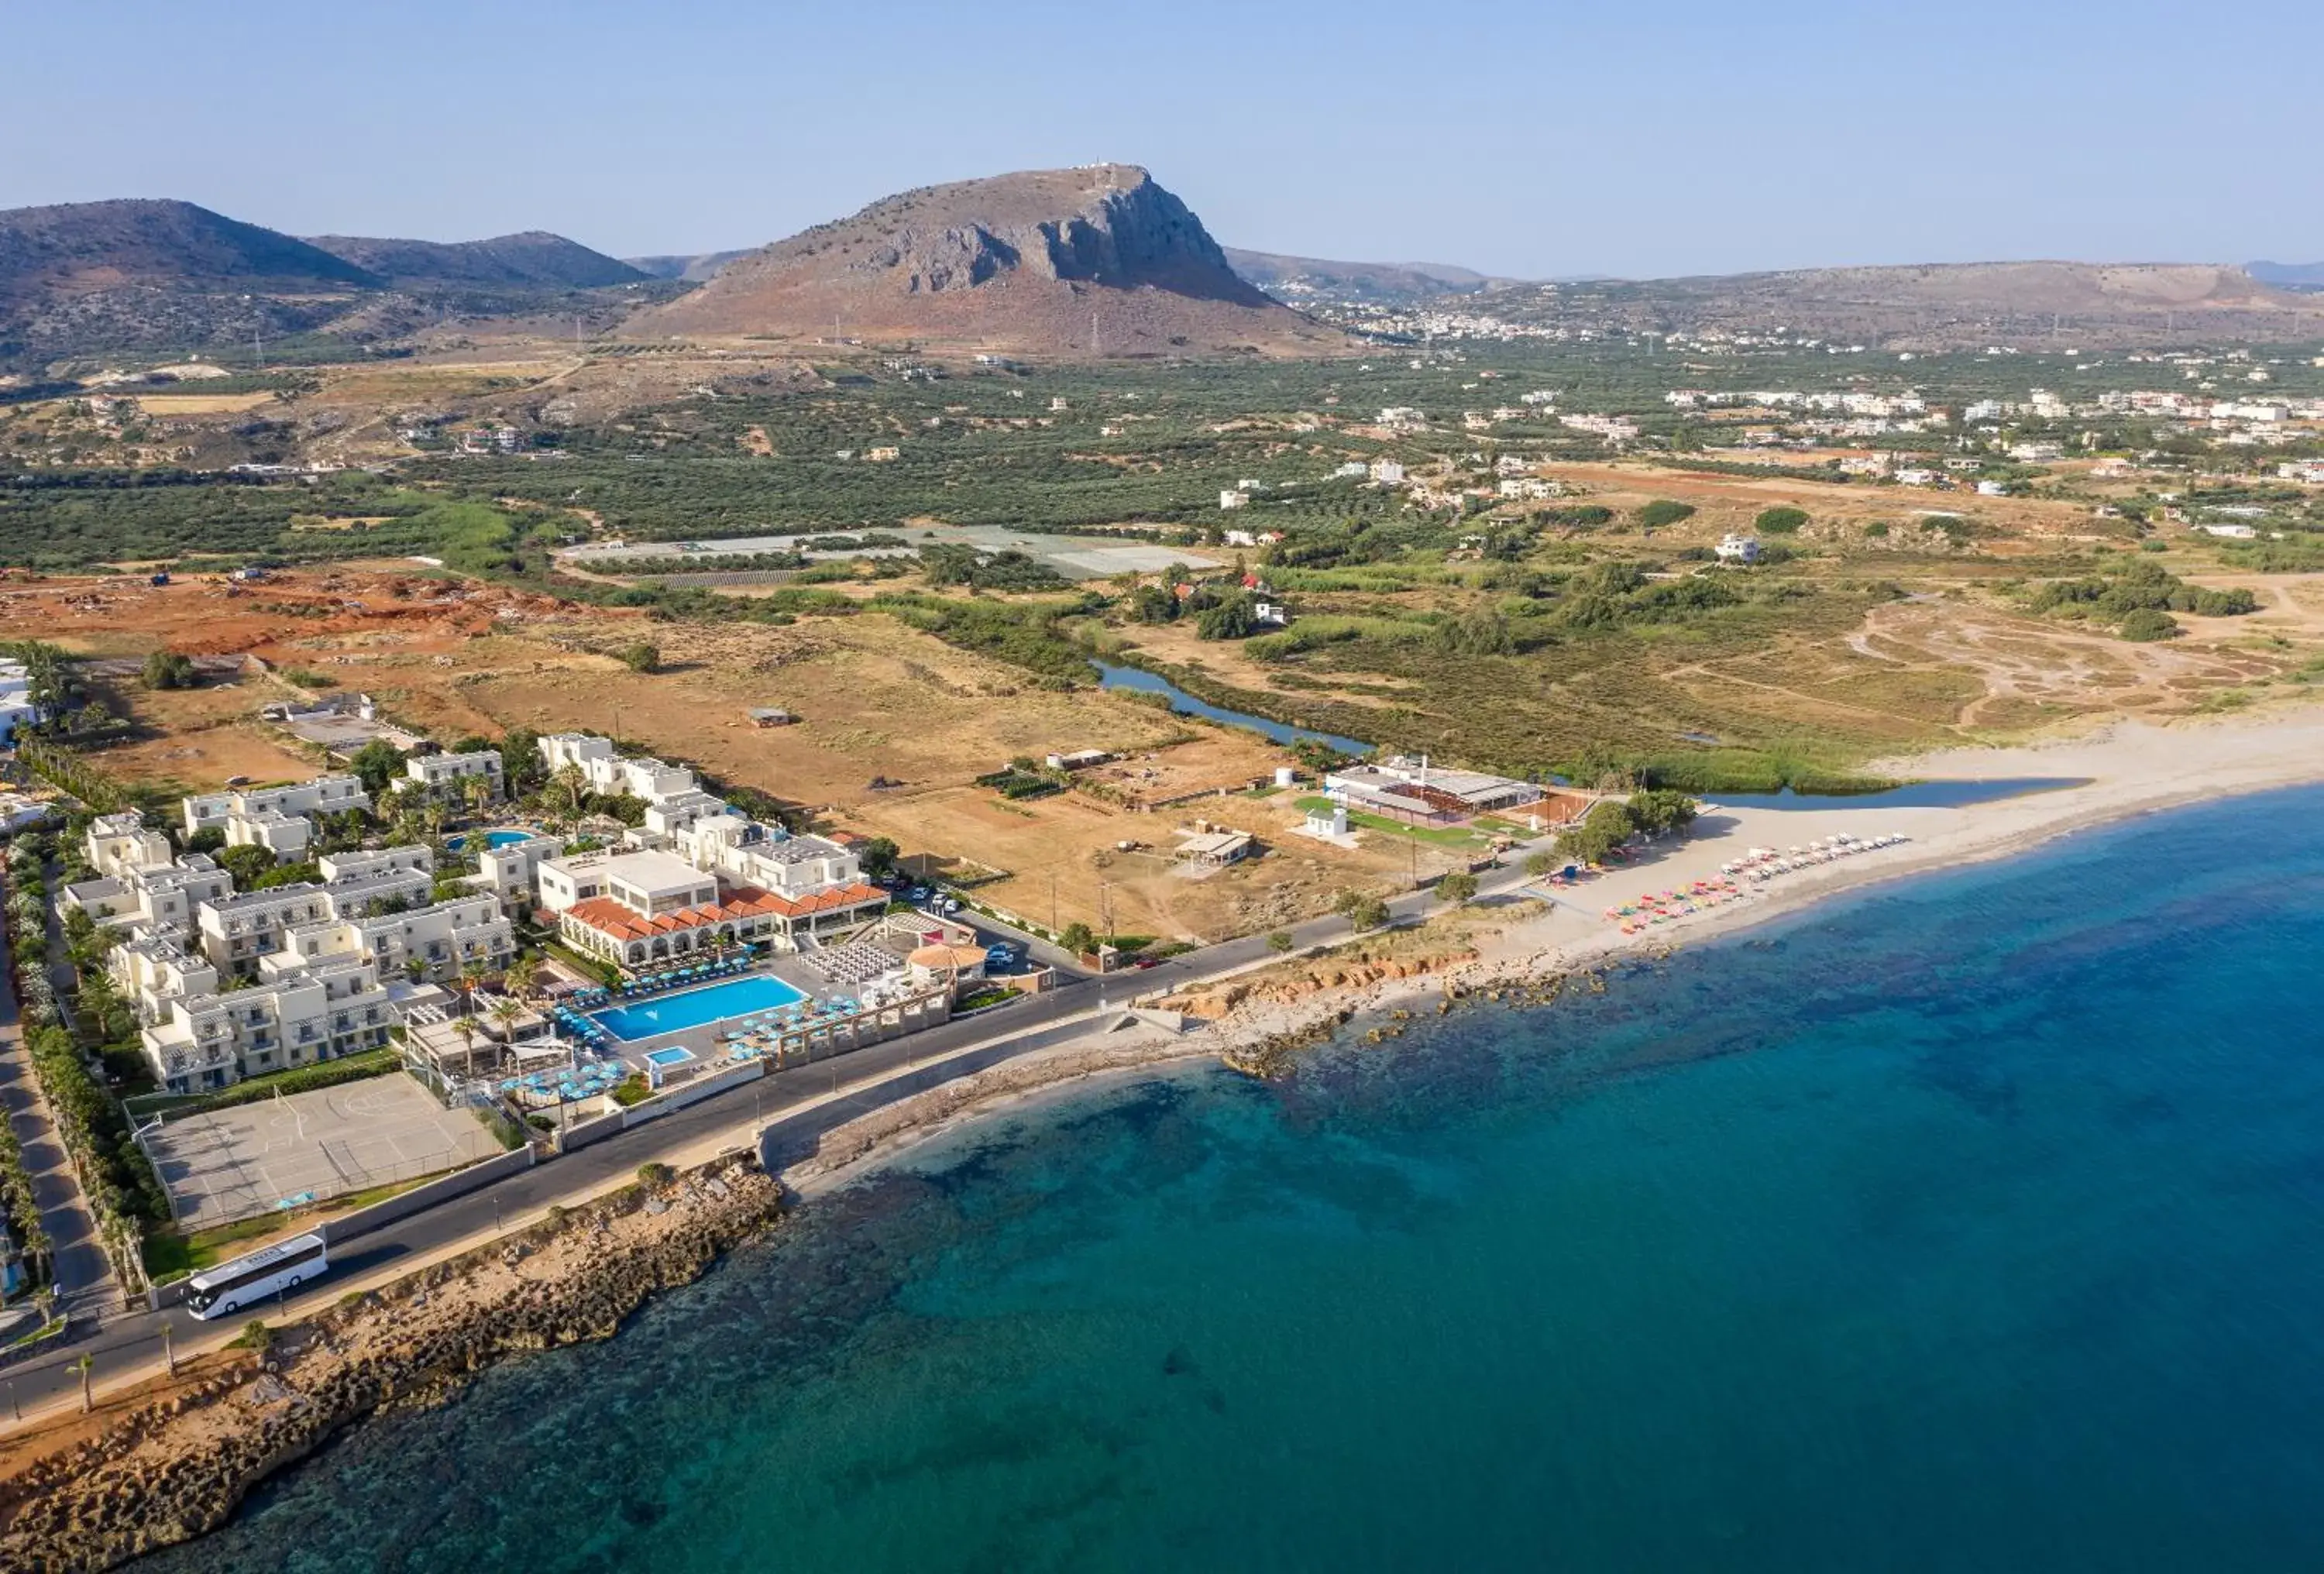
top-left (1091, 705), bottom-right (2324, 1093)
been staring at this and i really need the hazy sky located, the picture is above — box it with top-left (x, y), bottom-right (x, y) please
top-left (9, 0), bottom-right (2319, 278)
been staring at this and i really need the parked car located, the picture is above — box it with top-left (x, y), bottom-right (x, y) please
top-left (907, 885), bottom-right (930, 902)
top-left (939, 898), bottom-right (961, 915)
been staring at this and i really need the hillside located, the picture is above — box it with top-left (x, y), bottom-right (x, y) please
top-left (644, 165), bottom-right (1346, 358)
top-left (1463, 260), bottom-right (2324, 349)
top-left (306, 230), bottom-right (646, 288)
top-left (2248, 260), bottom-right (2324, 289)
top-left (1222, 248), bottom-right (1504, 305)
top-left (624, 248), bottom-right (754, 284)
top-left (0, 198), bottom-right (382, 367)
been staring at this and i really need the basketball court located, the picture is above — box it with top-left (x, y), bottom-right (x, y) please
top-left (143, 1074), bottom-right (507, 1231)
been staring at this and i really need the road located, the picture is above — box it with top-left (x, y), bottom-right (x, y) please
top-left (0, 838), bottom-right (1559, 1424)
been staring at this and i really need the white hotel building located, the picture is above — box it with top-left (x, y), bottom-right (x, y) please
top-left (181, 775), bottom-right (372, 860)
top-left (531, 734), bottom-right (883, 969)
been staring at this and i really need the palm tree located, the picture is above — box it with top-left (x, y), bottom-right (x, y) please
top-left (487, 995), bottom-right (523, 1050)
top-left (504, 954), bottom-right (542, 1002)
top-left (457, 957), bottom-right (486, 1016)
top-left (551, 763), bottom-right (587, 826)
top-left (461, 772), bottom-right (493, 825)
top-left (452, 1015), bottom-right (479, 1077)
top-left (74, 1353), bottom-right (94, 1414)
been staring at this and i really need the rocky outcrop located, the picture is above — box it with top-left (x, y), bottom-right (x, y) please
top-left (0, 1161), bottom-right (783, 1574)
top-left (645, 164), bottom-right (1346, 358)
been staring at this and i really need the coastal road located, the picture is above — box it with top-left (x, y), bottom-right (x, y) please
top-left (0, 837), bottom-right (1562, 1425)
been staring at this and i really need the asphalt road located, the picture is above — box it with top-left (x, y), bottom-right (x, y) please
top-left (0, 840), bottom-right (1559, 1423)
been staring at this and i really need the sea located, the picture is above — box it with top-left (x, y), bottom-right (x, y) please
top-left (142, 787), bottom-right (2324, 1573)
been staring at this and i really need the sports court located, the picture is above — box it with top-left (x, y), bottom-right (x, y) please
top-left (143, 1074), bottom-right (507, 1231)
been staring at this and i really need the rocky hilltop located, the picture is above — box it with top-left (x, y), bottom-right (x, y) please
top-left (645, 164), bottom-right (1346, 357)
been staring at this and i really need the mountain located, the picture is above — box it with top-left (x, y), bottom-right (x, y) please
top-left (306, 230), bottom-right (646, 288)
top-left (624, 249), bottom-right (755, 284)
top-left (1221, 248), bottom-right (1510, 305)
top-left (643, 165), bottom-right (1346, 357)
top-left (0, 198), bottom-right (383, 368)
top-left (1459, 260), bottom-right (2324, 350)
top-left (2247, 260), bottom-right (2324, 289)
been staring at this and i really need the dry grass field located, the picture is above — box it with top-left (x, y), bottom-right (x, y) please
top-left (6, 526), bottom-right (2312, 936)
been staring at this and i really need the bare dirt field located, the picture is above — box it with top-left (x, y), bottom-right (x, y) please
top-left (127, 392), bottom-right (280, 416)
top-left (100, 688), bottom-right (319, 793)
top-left (0, 575), bottom-right (1381, 935)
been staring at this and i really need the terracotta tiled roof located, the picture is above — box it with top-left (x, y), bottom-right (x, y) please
top-left (559, 882), bottom-right (885, 941)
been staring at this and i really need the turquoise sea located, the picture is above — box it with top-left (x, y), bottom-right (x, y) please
top-left (144, 789), bottom-right (2324, 1572)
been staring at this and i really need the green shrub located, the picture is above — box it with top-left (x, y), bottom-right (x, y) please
top-left (2119, 608), bottom-right (2179, 641)
top-left (1755, 507), bottom-right (1808, 534)
top-left (1635, 500), bottom-right (1697, 529)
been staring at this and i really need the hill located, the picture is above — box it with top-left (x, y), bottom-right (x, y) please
top-left (643, 165), bottom-right (1346, 357)
top-left (2247, 260), bottom-right (2324, 289)
top-left (305, 230), bottom-right (646, 288)
top-left (1462, 260), bottom-right (2324, 350)
top-left (0, 198), bottom-right (384, 366)
top-left (1221, 248), bottom-right (1506, 305)
top-left (624, 248), bottom-right (755, 284)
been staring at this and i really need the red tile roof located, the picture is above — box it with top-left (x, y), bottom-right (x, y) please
top-left (560, 882), bottom-right (885, 943)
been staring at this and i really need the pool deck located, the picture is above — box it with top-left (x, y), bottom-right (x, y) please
top-left (585, 957), bottom-right (938, 1073)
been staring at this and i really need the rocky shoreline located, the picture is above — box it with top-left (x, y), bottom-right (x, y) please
top-left (0, 1157), bottom-right (783, 1574)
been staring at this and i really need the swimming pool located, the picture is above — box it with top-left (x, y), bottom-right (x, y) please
top-left (644, 1046), bottom-right (696, 1069)
top-left (589, 974), bottom-right (810, 1041)
top-left (445, 829), bottom-right (537, 851)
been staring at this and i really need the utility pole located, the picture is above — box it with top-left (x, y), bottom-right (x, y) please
top-left (163, 1321), bottom-right (176, 1377)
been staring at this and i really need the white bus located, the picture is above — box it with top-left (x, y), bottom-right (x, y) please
top-left (184, 1232), bottom-right (328, 1321)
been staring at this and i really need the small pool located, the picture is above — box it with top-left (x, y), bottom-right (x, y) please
top-left (445, 829), bottom-right (536, 852)
top-left (590, 974), bottom-right (810, 1041)
top-left (644, 1046), bottom-right (696, 1069)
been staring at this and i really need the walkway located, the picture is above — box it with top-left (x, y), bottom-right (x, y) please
top-left (0, 923), bottom-right (120, 1321)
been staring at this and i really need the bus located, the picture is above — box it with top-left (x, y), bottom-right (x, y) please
top-left (184, 1233), bottom-right (328, 1321)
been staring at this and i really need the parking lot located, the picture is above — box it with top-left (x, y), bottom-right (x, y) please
top-left (143, 1074), bottom-right (507, 1231)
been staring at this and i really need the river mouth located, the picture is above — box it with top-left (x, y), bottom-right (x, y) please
top-left (1092, 662), bottom-right (1374, 755)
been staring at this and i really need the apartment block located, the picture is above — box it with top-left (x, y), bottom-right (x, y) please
top-left (61, 853), bottom-right (235, 946)
top-left (182, 775), bottom-right (371, 859)
top-left (404, 748), bottom-right (504, 798)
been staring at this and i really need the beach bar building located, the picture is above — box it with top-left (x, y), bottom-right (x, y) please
top-left (1322, 755), bottom-right (1542, 827)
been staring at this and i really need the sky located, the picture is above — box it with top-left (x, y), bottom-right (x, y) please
top-left (7, 0), bottom-right (2320, 279)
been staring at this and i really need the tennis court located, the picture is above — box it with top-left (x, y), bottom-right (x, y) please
top-left (143, 1074), bottom-right (507, 1231)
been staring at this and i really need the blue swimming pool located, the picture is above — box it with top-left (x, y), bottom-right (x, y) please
top-left (445, 829), bottom-right (536, 852)
top-left (588, 974), bottom-right (810, 1041)
top-left (644, 1046), bottom-right (696, 1069)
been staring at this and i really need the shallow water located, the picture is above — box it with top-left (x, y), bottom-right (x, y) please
top-left (1091, 661), bottom-right (1375, 754)
top-left (143, 787), bottom-right (2324, 1572)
